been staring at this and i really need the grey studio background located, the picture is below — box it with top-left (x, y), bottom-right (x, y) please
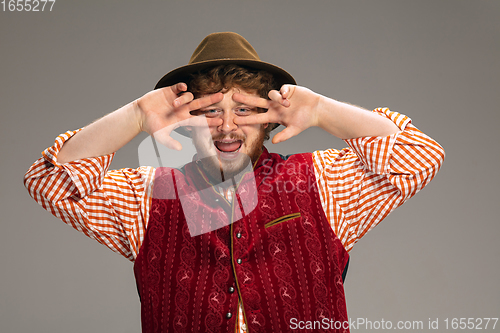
top-left (1, 1), bottom-right (499, 332)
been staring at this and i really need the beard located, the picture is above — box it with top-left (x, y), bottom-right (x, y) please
top-left (192, 126), bottom-right (266, 183)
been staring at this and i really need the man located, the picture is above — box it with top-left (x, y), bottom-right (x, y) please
top-left (24, 32), bottom-right (444, 332)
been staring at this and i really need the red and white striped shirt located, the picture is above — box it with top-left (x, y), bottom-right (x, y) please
top-left (24, 108), bottom-right (444, 332)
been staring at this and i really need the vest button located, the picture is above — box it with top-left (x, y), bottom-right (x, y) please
top-left (236, 232), bottom-right (242, 239)
top-left (226, 312), bottom-right (232, 319)
top-left (236, 258), bottom-right (242, 264)
top-left (228, 286), bottom-right (235, 293)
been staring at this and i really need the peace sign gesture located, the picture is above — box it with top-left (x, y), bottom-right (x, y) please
top-left (137, 82), bottom-right (223, 150)
top-left (232, 85), bottom-right (321, 144)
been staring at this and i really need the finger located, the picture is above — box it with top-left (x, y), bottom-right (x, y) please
top-left (232, 93), bottom-right (270, 109)
top-left (280, 85), bottom-right (289, 98)
top-left (176, 115), bottom-right (222, 137)
top-left (233, 112), bottom-right (274, 126)
top-left (280, 85), bottom-right (295, 99)
top-left (160, 136), bottom-right (183, 151)
top-left (172, 115), bottom-right (222, 133)
top-left (272, 126), bottom-right (300, 144)
top-left (173, 91), bottom-right (194, 107)
top-left (170, 82), bottom-right (188, 95)
top-left (206, 117), bottom-right (223, 127)
top-left (152, 126), bottom-right (183, 151)
top-left (268, 90), bottom-right (290, 107)
top-left (184, 92), bottom-right (224, 111)
top-left (175, 114), bottom-right (210, 128)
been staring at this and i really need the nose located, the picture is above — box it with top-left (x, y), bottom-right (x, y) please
top-left (218, 110), bottom-right (238, 134)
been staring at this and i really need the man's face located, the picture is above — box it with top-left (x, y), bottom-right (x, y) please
top-left (190, 87), bottom-right (268, 181)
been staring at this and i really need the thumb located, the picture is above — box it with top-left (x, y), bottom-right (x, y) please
top-left (280, 84), bottom-right (295, 100)
top-left (272, 126), bottom-right (300, 144)
top-left (152, 126), bottom-right (183, 151)
top-left (268, 90), bottom-right (290, 107)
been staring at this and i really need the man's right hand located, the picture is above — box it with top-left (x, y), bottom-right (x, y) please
top-left (136, 83), bottom-right (223, 150)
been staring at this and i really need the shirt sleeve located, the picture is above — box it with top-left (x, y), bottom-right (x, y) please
top-left (312, 108), bottom-right (445, 252)
top-left (23, 129), bottom-right (155, 261)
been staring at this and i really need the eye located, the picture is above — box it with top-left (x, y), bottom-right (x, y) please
top-left (234, 107), bottom-right (255, 116)
top-left (201, 108), bottom-right (221, 118)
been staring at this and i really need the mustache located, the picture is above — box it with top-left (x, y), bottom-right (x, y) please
top-left (211, 134), bottom-right (246, 142)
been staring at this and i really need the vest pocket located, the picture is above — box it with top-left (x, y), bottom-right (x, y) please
top-left (264, 212), bottom-right (301, 229)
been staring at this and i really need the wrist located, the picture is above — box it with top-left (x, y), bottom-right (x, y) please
top-left (131, 99), bottom-right (145, 133)
top-left (315, 94), bottom-right (337, 130)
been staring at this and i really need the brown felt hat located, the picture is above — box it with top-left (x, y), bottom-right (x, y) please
top-left (154, 32), bottom-right (295, 136)
top-left (155, 32), bottom-right (296, 90)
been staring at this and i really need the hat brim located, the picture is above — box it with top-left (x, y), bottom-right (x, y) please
top-left (155, 58), bottom-right (296, 90)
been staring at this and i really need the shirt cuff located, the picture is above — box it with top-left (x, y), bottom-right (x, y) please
top-left (41, 128), bottom-right (115, 198)
top-left (344, 108), bottom-right (411, 175)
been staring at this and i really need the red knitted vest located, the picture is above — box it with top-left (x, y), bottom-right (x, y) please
top-left (134, 149), bottom-right (350, 332)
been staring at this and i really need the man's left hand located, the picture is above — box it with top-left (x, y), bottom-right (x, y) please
top-left (232, 85), bottom-right (321, 144)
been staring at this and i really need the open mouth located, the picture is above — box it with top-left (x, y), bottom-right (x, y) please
top-left (214, 140), bottom-right (243, 154)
